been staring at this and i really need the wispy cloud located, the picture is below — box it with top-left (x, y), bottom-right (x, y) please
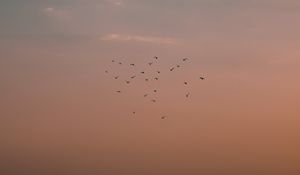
top-left (41, 7), bottom-right (71, 21)
top-left (100, 34), bottom-right (178, 45)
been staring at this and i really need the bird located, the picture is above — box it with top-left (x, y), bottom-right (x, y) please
top-left (118, 62), bottom-right (122, 65)
top-left (199, 77), bottom-right (205, 80)
top-left (112, 60), bottom-right (115, 62)
top-left (154, 77), bottom-right (159, 80)
top-left (141, 71), bottom-right (145, 74)
top-left (157, 71), bottom-right (161, 74)
top-left (148, 62), bottom-right (153, 66)
top-left (184, 82), bottom-right (188, 85)
top-left (182, 58), bottom-right (188, 61)
top-left (161, 116), bottom-right (167, 119)
top-left (151, 99), bottom-right (156, 103)
top-left (130, 63), bottom-right (135, 66)
top-left (186, 93), bottom-right (190, 98)
top-left (154, 56), bottom-right (158, 60)
top-left (177, 65), bottom-right (180, 68)
top-left (145, 79), bottom-right (149, 81)
top-left (153, 90), bottom-right (157, 93)
top-left (170, 67), bottom-right (175, 71)
top-left (144, 94), bottom-right (148, 97)
top-left (114, 76), bottom-right (119, 79)
top-left (130, 76), bottom-right (136, 79)
top-left (133, 111), bottom-right (136, 114)
top-left (116, 91), bottom-right (121, 93)
top-left (126, 81), bottom-right (130, 84)
top-left (105, 70), bottom-right (108, 73)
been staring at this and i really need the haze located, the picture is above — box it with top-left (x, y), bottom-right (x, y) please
top-left (1, 0), bottom-right (300, 174)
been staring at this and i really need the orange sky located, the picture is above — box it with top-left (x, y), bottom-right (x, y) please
top-left (1, 0), bottom-right (300, 174)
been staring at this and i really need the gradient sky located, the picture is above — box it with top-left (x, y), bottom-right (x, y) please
top-left (1, 0), bottom-right (300, 174)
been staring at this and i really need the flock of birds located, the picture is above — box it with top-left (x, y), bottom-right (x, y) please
top-left (105, 56), bottom-right (205, 119)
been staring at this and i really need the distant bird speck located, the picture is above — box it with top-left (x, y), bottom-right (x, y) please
top-left (119, 62), bottom-right (122, 65)
top-left (154, 77), bottom-right (159, 80)
top-left (141, 71), bottom-right (145, 74)
top-left (170, 67), bottom-right (175, 71)
top-left (148, 62), bottom-right (153, 66)
top-left (126, 81), bottom-right (130, 84)
top-left (154, 90), bottom-right (157, 93)
top-left (186, 93), bottom-right (190, 98)
top-left (144, 94), bottom-right (148, 97)
top-left (105, 70), bottom-right (108, 73)
top-left (161, 116), bottom-right (167, 119)
top-left (183, 58), bottom-right (188, 61)
top-left (145, 79), bottom-right (149, 81)
top-left (157, 71), bottom-right (161, 74)
top-left (131, 76), bottom-right (136, 79)
top-left (114, 76), bottom-right (119, 79)
top-left (177, 65), bottom-right (180, 68)
top-left (184, 82), bottom-right (188, 85)
top-left (151, 99), bottom-right (156, 103)
top-left (116, 91), bottom-right (121, 93)
top-left (200, 77), bottom-right (205, 80)
top-left (130, 64), bottom-right (135, 66)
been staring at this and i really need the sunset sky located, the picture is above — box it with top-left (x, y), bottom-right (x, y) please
top-left (1, 0), bottom-right (300, 174)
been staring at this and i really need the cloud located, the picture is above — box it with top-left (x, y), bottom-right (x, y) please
top-left (41, 7), bottom-right (71, 21)
top-left (100, 34), bottom-right (178, 45)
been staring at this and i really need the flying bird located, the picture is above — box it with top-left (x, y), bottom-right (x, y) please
top-left (116, 91), bottom-right (121, 93)
top-left (161, 116), bottom-right (167, 119)
top-left (184, 82), bottom-right (188, 85)
top-left (151, 99), bottom-right (156, 103)
top-left (182, 58), bottom-right (188, 61)
top-left (154, 77), bottom-right (159, 80)
top-left (186, 93), bottom-right (190, 98)
top-left (133, 111), bottom-right (136, 114)
top-left (130, 64), bottom-right (135, 66)
top-left (112, 60), bottom-right (115, 62)
top-left (177, 65), bottom-right (180, 68)
top-left (157, 71), bottom-right (161, 74)
top-left (144, 94), bottom-right (148, 97)
top-left (105, 70), bottom-right (108, 73)
top-left (148, 62), bottom-right (153, 66)
top-left (141, 71), bottom-right (145, 74)
top-left (130, 76), bottom-right (136, 79)
top-left (199, 77), bottom-right (205, 80)
top-left (145, 79), bottom-right (149, 81)
top-left (126, 81), bottom-right (130, 84)
top-left (153, 90), bottom-right (157, 93)
top-left (118, 62), bottom-right (122, 65)
top-left (170, 67), bottom-right (175, 71)
top-left (114, 76), bottom-right (119, 79)
top-left (154, 56), bottom-right (158, 60)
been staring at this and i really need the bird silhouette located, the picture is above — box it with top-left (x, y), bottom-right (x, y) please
top-left (119, 62), bottom-right (122, 65)
top-left (126, 81), bottom-right (130, 84)
top-left (145, 79), bottom-right (149, 81)
top-left (112, 60), bottom-right (115, 62)
top-left (133, 111), bottom-right (136, 114)
top-left (157, 71), bottom-right (161, 74)
top-left (154, 77), bottom-right (159, 80)
top-left (161, 116), bottom-right (167, 119)
top-left (116, 91), bottom-right (121, 93)
top-left (184, 82), bottom-right (188, 85)
top-left (151, 99), bottom-right (156, 103)
top-left (130, 64), bottom-right (135, 66)
top-left (131, 76), bottom-right (136, 79)
top-left (141, 71), bottom-right (145, 74)
top-left (186, 93), bottom-right (190, 98)
top-left (144, 94), bottom-right (148, 97)
top-left (105, 70), bottom-right (108, 73)
top-left (153, 90), bottom-right (157, 93)
top-left (177, 65), bottom-right (180, 68)
top-left (148, 62), bottom-right (153, 66)
top-left (154, 56), bottom-right (158, 60)
top-left (200, 77), bottom-right (205, 80)
top-left (170, 67), bottom-right (175, 71)
top-left (182, 58), bottom-right (188, 61)
top-left (114, 76), bottom-right (119, 79)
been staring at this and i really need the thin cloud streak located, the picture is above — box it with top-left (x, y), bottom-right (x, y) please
top-left (100, 34), bottom-right (178, 45)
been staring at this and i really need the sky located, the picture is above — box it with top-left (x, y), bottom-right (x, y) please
top-left (1, 0), bottom-right (300, 174)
